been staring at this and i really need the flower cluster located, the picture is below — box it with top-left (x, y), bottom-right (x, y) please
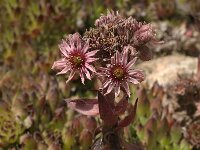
top-left (84, 10), bottom-right (156, 62)
top-left (52, 10), bottom-right (157, 97)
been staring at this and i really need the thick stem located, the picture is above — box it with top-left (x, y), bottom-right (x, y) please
top-left (102, 126), bottom-right (123, 150)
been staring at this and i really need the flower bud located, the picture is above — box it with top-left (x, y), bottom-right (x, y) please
top-left (133, 24), bottom-right (155, 46)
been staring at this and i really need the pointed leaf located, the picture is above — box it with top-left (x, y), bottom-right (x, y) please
top-left (98, 91), bottom-right (118, 126)
top-left (103, 89), bottom-right (115, 109)
top-left (114, 95), bottom-right (128, 115)
top-left (117, 99), bottom-right (138, 129)
top-left (66, 99), bottom-right (99, 116)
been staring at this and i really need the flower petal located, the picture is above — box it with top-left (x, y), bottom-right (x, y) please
top-left (56, 67), bottom-right (71, 75)
top-left (59, 43), bottom-right (69, 57)
top-left (82, 41), bottom-right (90, 53)
top-left (122, 46), bottom-right (129, 65)
top-left (115, 83), bottom-right (121, 97)
top-left (122, 82), bottom-right (130, 97)
top-left (102, 79), bottom-right (112, 88)
top-left (66, 70), bottom-right (76, 83)
top-left (127, 77), bottom-right (140, 84)
top-left (86, 50), bottom-right (99, 57)
top-left (52, 59), bottom-right (67, 70)
top-left (83, 67), bottom-right (91, 80)
top-left (105, 82), bottom-right (115, 95)
top-left (115, 51), bottom-right (121, 64)
top-left (87, 57), bottom-right (99, 63)
top-left (80, 70), bottom-right (85, 84)
top-left (85, 63), bottom-right (96, 73)
top-left (126, 57), bottom-right (137, 70)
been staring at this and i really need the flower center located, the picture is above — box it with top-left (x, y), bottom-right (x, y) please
top-left (113, 67), bottom-right (124, 79)
top-left (71, 56), bottom-right (83, 67)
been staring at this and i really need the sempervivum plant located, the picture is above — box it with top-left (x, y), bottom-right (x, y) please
top-left (0, 102), bottom-right (24, 148)
top-left (52, 10), bottom-right (158, 150)
top-left (184, 118), bottom-right (200, 149)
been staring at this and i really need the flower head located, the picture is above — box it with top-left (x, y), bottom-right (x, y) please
top-left (95, 10), bottom-right (124, 27)
top-left (52, 33), bottom-right (98, 84)
top-left (99, 46), bottom-right (145, 97)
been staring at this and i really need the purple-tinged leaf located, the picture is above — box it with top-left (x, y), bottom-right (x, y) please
top-left (114, 95), bottom-right (128, 115)
top-left (66, 99), bottom-right (99, 116)
top-left (116, 99), bottom-right (138, 129)
top-left (103, 89), bottom-right (115, 109)
top-left (98, 91), bottom-right (118, 126)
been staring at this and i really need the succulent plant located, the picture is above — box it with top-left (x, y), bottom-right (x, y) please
top-left (184, 118), bottom-right (200, 149)
top-left (0, 102), bottom-right (24, 147)
top-left (1, 0), bottom-right (200, 149)
top-left (135, 83), bottom-right (192, 150)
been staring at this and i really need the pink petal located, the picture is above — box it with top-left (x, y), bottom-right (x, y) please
top-left (105, 82), bottom-right (115, 95)
top-left (66, 99), bottom-right (99, 116)
top-left (115, 84), bottom-right (121, 97)
top-left (58, 43), bottom-right (68, 57)
top-left (80, 70), bottom-right (85, 84)
top-left (115, 51), bottom-right (121, 64)
top-left (83, 67), bottom-right (91, 80)
top-left (102, 79), bottom-right (112, 88)
top-left (87, 58), bottom-right (98, 63)
top-left (122, 82), bottom-right (130, 97)
top-left (85, 63), bottom-right (96, 73)
top-left (82, 41), bottom-right (89, 53)
top-left (132, 71), bottom-right (145, 82)
top-left (56, 67), bottom-right (70, 75)
top-left (127, 77), bottom-right (140, 84)
top-left (126, 57), bottom-right (137, 70)
top-left (128, 69), bottom-right (143, 75)
top-left (75, 36), bottom-right (82, 50)
top-left (52, 59), bottom-right (67, 70)
top-left (69, 37), bottom-right (75, 47)
top-left (85, 50), bottom-right (98, 57)
top-left (122, 47), bottom-right (129, 65)
top-left (62, 40), bottom-right (72, 52)
top-left (66, 70), bottom-right (76, 83)
top-left (111, 56), bottom-right (115, 64)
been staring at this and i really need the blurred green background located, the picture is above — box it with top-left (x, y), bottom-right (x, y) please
top-left (0, 0), bottom-right (200, 150)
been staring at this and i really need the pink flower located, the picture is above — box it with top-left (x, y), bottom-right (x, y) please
top-left (99, 46), bottom-right (145, 97)
top-left (52, 33), bottom-right (98, 84)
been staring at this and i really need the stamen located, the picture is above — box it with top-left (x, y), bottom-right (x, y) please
top-left (112, 66), bottom-right (124, 79)
top-left (70, 55), bottom-right (84, 67)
